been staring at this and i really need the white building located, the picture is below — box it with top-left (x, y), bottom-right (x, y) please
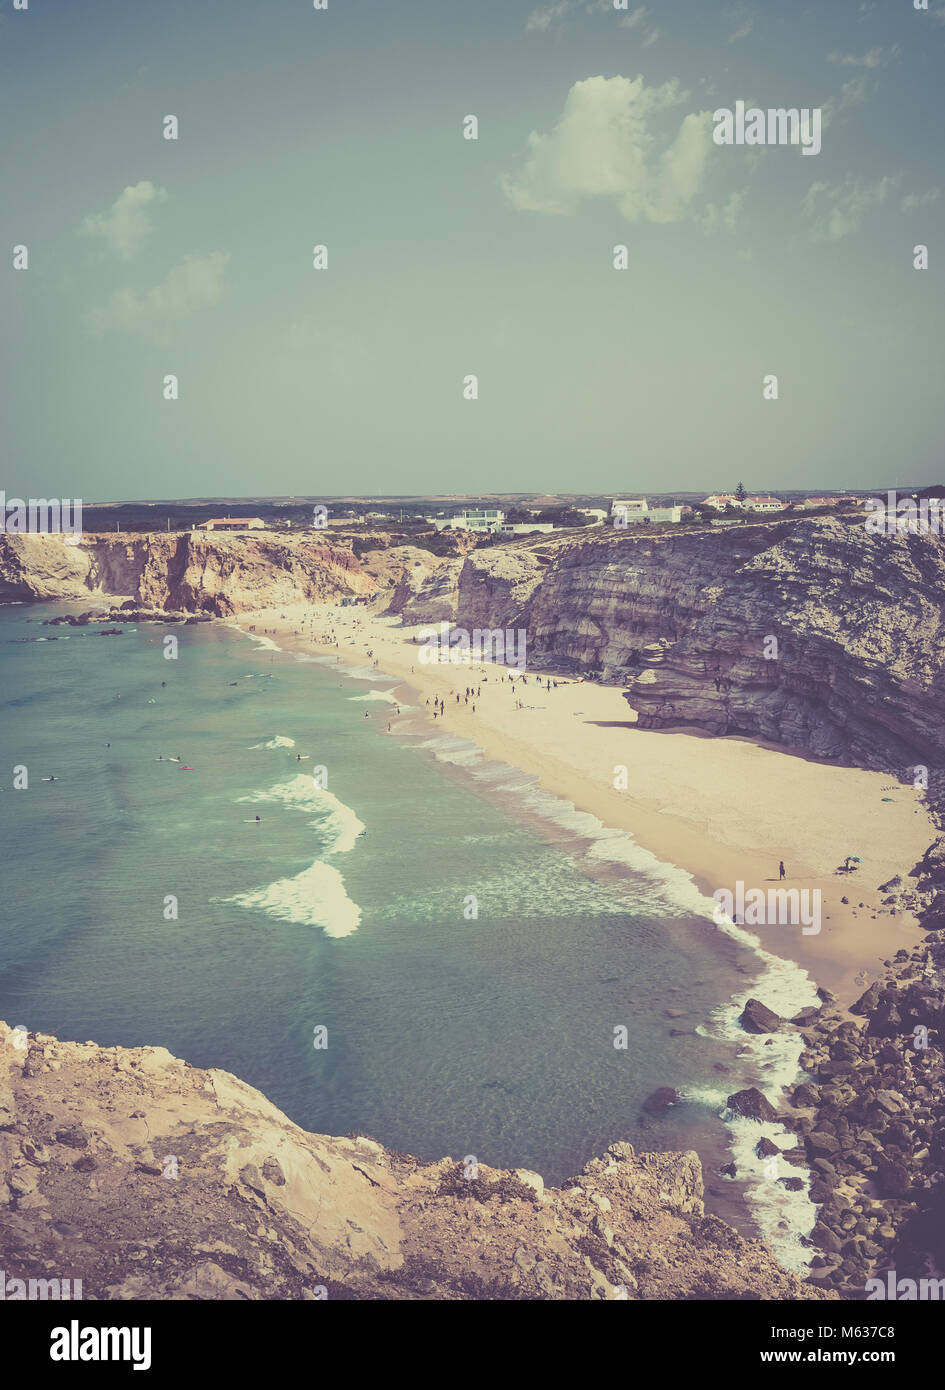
top-left (495, 522), bottom-right (555, 535)
top-left (427, 508), bottom-right (507, 533)
top-left (612, 498), bottom-right (682, 525)
top-left (703, 494), bottom-right (786, 513)
top-left (744, 496), bottom-right (787, 513)
top-left (579, 508), bottom-right (608, 525)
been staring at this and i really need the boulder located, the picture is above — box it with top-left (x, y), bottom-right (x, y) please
top-left (727, 1088), bottom-right (778, 1122)
top-left (739, 999), bottom-right (783, 1034)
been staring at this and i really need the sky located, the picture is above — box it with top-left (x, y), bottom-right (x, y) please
top-left (2, 0), bottom-right (943, 501)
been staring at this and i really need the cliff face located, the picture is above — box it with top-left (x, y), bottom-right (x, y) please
top-left (7, 518), bottom-right (945, 768)
top-left (0, 533), bottom-right (375, 616)
top-left (400, 519), bottom-right (945, 769)
top-left (0, 1023), bottom-right (828, 1301)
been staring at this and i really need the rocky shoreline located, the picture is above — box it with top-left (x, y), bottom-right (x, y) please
top-left (41, 605), bottom-right (212, 626)
top-left (738, 821), bottom-right (945, 1295)
top-left (0, 1023), bottom-right (832, 1301)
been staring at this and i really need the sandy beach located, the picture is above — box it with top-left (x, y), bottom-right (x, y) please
top-left (233, 600), bottom-right (936, 1008)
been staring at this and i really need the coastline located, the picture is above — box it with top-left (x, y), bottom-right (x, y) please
top-left (231, 601), bottom-right (935, 1009)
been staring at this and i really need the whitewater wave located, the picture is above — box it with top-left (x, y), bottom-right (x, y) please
top-left (223, 774), bottom-right (365, 936)
top-left (239, 774), bottom-right (364, 854)
top-left (226, 861), bottom-right (360, 938)
top-left (694, 913), bottom-right (820, 1272)
top-left (249, 735), bottom-right (296, 749)
top-left (241, 631), bottom-right (282, 653)
top-left (349, 690), bottom-right (400, 704)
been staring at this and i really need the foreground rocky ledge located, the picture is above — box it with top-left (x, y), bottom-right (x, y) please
top-left (0, 1023), bottom-right (829, 1301)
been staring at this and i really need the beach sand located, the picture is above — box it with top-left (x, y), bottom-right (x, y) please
top-left (233, 601), bottom-right (936, 1009)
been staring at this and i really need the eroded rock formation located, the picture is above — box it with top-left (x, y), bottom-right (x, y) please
top-left (0, 532), bottom-right (376, 616)
top-left (390, 517), bottom-right (945, 769)
top-left (0, 1023), bottom-right (830, 1301)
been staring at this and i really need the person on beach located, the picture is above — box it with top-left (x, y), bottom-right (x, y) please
top-left (779, 861), bottom-right (786, 880)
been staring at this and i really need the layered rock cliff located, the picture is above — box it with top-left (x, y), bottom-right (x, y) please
top-left (7, 518), bottom-right (944, 768)
top-left (391, 518), bottom-right (945, 770)
top-left (0, 1023), bottom-right (829, 1301)
top-left (0, 533), bottom-right (376, 616)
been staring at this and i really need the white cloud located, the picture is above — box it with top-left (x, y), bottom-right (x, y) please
top-left (86, 252), bottom-right (229, 340)
top-left (527, 0), bottom-right (657, 40)
top-left (827, 46), bottom-right (900, 68)
top-left (901, 189), bottom-right (941, 212)
top-left (729, 20), bottom-right (753, 42)
top-left (802, 175), bottom-right (900, 241)
top-left (820, 74), bottom-right (872, 129)
top-left (526, 0), bottom-right (572, 32)
top-left (617, 6), bottom-right (649, 28)
top-left (501, 75), bottom-right (714, 224)
top-left (699, 190), bottom-right (745, 233)
top-left (79, 182), bottom-right (168, 261)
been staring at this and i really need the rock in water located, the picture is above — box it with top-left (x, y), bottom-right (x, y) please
top-left (727, 1088), bottom-right (779, 1122)
top-left (739, 998), bottom-right (783, 1034)
top-left (643, 1087), bottom-right (682, 1114)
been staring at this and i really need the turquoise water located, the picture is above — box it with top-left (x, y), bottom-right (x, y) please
top-left (0, 603), bottom-right (752, 1190)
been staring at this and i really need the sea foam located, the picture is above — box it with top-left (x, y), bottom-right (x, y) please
top-left (227, 861), bottom-right (360, 937)
top-left (225, 775), bottom-right (365, 935)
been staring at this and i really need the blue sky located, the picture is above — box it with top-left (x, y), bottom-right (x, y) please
top-left (2, 0), bottom-right (943, 500)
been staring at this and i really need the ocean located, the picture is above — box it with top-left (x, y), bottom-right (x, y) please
top-left (0, 602), bottom-right (819, 1267)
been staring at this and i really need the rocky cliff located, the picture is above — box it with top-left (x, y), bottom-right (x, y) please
top-left (393, 518), bottom-right (945, 770)
top-left (0, 1023), bottom-right (829, 1301)
top-left (0, 532), bottom-right (376, 616)
top-left (12, 518), bottom-right (942, 770)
